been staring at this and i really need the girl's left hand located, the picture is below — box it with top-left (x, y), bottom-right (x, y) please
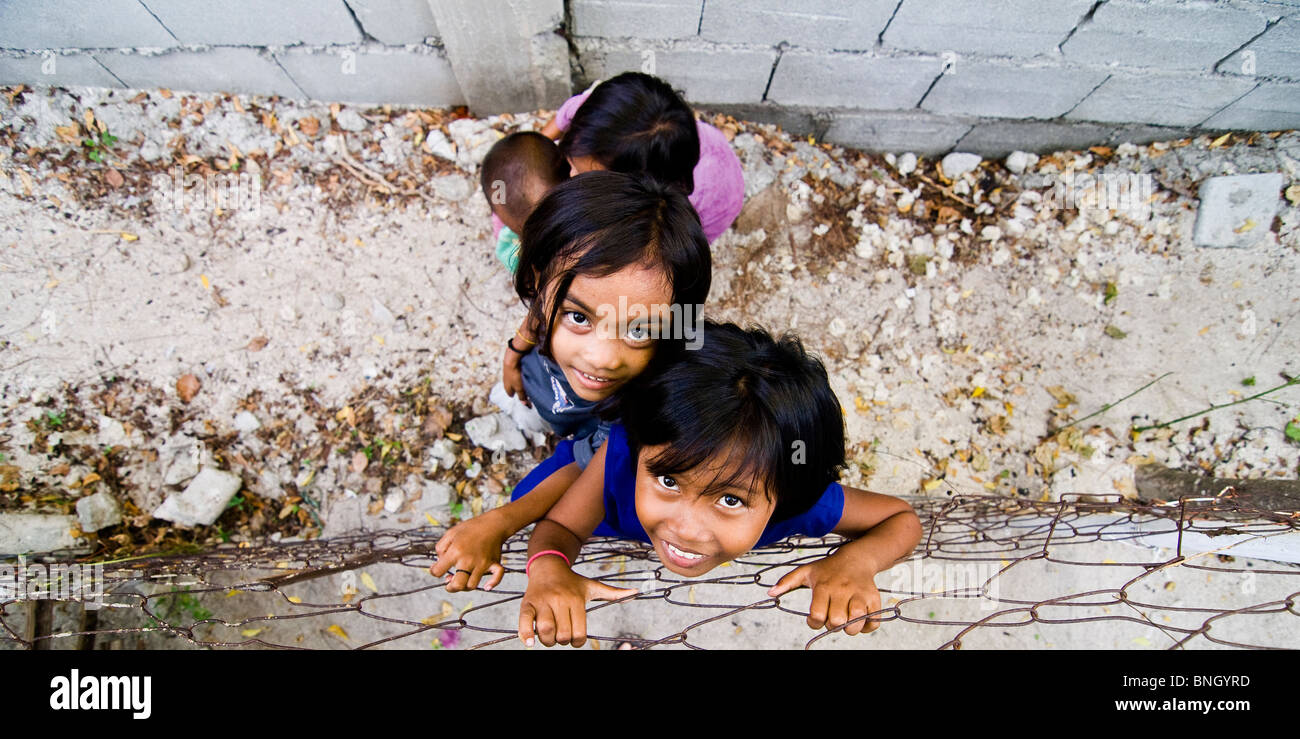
top-left (766, 555), bottom-right (884, 635)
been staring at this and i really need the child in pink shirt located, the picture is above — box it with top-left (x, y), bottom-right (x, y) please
top-left (540, 73), bottom-right (744, 244)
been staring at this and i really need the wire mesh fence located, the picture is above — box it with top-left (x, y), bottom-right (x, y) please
top-left (3, 492), bottom-right (1297, 650)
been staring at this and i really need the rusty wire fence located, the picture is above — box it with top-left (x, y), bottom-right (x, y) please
top-left (3, 493), bottom-right (1298, 650)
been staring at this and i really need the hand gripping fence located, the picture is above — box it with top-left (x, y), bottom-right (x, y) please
top-left (2, 492), bottom-right (1297, 650)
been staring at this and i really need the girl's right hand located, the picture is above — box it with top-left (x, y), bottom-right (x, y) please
top-left (518, 558), bottom-right (636, 648)
top-left (502, 345), bottom-right (530, 407)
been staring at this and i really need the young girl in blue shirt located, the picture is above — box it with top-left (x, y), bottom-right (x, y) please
top-left (517, 322), bottom-right (923, 647)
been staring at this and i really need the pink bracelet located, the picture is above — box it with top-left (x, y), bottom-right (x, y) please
top-left (526, 550), bottom-right (571, 576)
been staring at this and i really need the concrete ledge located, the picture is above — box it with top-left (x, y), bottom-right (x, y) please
top-left (922, 61), bottom-right (1109, 119)
top-left (700, 0), bottom-right (896, 50)
top-left (768, 50), bottom-right (941, 109)
top-left (0, 52), bottom-right (124, 88)
top-left (699, 103), bottom-right (830, 140)
top-left (571, 0), bottom-right (703, 40)
top-left (955, 119), bottom-right (1116, 158)
top-left (0, 0), bottom-right (177, 50)
top-left (1201, 82), bottom-right (1300, 130)
top-left (95, 47), bottom-right (305, 99)
top-left (1062, 0), bottom-right (1273, 73)
top-left (276, 45), bottom-right (464, 106)
top-left (1067, 72), bottom-right (1258, 127)
top-left (883, 0), bottom-right (1094, 58)
top-left (144, 0), bottom-right (363, 46)
top-left (575, 39), bottom-right (774, 105)
top-left (1107, 123), bottom-right (1197, 147)
top-left (823, 110), bottom-right (973, 156)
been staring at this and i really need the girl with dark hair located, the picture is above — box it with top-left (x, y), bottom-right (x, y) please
top-left (430, 170), bottom-right (712, 593)
top-left (515, 322), bottom-right (923, 648)
top-left (539, 72), bottom-right (745, 244)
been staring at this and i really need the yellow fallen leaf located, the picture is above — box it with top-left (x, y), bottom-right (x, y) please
top-left (425, 512), bottom-right (441, 527)
top-left (440, 601), bottom-right (454, 619)
top-left (923, 478), bottom-right (942, 491)
top-left (241, 628), bottom-right (263, 637)
top-left (459, 602), bottom-right (474, 616)
top-left (335, 406), bottom-right (356, 426)
top-left (971, 386), bottom-right (985, 398)
top-left (45, 279), bottom-right (59, 289)
top-left (1209, 133), bottom-right (1231, 149)
top-left (1132, 636), bottom-right (1151, 647)
top-left (1233, 218), bottom-right (1257, 233)
top-left (327, 624), bottom-right (350, 640)
top-left (1004, 402), bottom-right (1014, 417)
top-left (120, 232), bottom-right (138, 242)
top-left (200, 274), bottom-right (211, 290)
top-left (80, 472), bottom-right (101, 486)
top-left (421, 615), bottom-right (441, 626)
top-left (688, 585), bottom-right (696, 604)
top-left (1286, 184), bottom-right (1300, 205)
top-left (1103, 559), bottom-right (1116, 564)
top-left (226, 589), bottom-right (242, 598)
top-left (1198, 325), bottom-right (1211, 336)
top-left (373, 335), bottom-right (385, 345)
top-left (360, 572), bottom-right (378, 592)
top-left (287, 596), bottom-right (302, 604)
top-left (1164, 581), bottom-right (1176, 591)
top-left (983, 482), bottom-right (996, 490)
top-left (853, 396), bottom-right (870, 412)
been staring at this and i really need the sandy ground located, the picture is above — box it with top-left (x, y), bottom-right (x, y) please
top-left (1, 83), bottom-right (1298, 648)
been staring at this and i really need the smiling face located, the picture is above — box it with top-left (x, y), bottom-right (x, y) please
top-left (544, 264), bottom-right (673, 403)
top-left (634, 443), bottom-right (778, 577)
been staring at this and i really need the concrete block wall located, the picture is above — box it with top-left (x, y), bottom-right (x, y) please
top-left (572, 0), bottom-right (1300, 156)
top-left (0, 0), bottom-right (521, 109)
top-left (2, 0), bottom-right (1298, 156)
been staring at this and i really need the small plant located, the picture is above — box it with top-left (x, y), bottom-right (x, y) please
top-left (82, 129), bottom-right (118, 163)
top-left (43, 410), bottom-right (67, 429)
top-left (153, 587), bottom-right (213, 625)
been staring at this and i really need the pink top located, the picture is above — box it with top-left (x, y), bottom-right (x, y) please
top-left (555, 91), bottom-right (744, 244)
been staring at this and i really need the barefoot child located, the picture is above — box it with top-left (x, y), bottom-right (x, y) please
top-left (430, 171), bottom-right (712, 592)
top-left (480, 131), bottom-right (569, 274)
top-left (517, 322), bottom-right (923, 647)
top-left (540, 72), bottom-right (745, 244)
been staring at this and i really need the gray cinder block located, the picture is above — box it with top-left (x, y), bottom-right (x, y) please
top-left (1062, 0), bottom-right (1271, 72)
top-left (571, 0), bottom-right (703, 40)
top-left (0, 0), bottom-right (177, 50)
top-left (922, 61), bottom-right (1109, 119)
top-left (824, 111), bottom-right (973, 156)
top-left (1067, 73), bottom-right (1257, 127)
top-left (95, 47), bottom-right (305, 98)
top-left (768, 50), bottom-right (942, 109)
top-left (276, 46), bottom-right (465, 106)
top-left (144, 0), bottom-right (362, 46)
top-left (700, 0), bottom-right (896, 50)
top-left (883, 0), bottom-right (1095, 57)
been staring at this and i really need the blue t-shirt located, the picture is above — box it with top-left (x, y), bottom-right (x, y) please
top-left (597, 423), bottom-right (845, 546)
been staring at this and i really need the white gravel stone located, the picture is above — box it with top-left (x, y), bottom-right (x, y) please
top-left (1193, 173), bottom-right (1284, 248)
top-left (0, 513), bottom-right (88, 554)
top-left (154, 468), bottom-right (242, 527)
top-left (1005, 151), bottom-right (1038, 174)
top-left (76, 491), bottom-right (122, 531)
top-left (941, 152), bottom-right (982, 178)
top-left (233, 411), bottom-right (261, 433)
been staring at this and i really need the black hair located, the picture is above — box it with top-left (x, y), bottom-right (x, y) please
top-left (480, 131), bottom-right (569, 229)
top-left (613, 321), bottom-right (847, 523)
top-left (559, 72), bottom-right (700, 194)
top-left (516, 170), bottom-right (711, 359)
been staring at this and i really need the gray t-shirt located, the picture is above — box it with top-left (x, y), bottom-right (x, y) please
top-left (519, 348), bottom-right (610, 469)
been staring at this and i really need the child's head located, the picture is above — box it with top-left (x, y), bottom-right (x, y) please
top-left (617, 321), bottom-right (846, 576)
top-left (560, 72), bottom-right (700, 194)
top-left (481, 131), bottom-right (569, 235)
top-left (516, 170), bottom-right (711, 404)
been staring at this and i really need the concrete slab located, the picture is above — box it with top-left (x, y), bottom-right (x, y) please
top-left (700, 0), bottom-right (896, 51)
top-left (0, 52), bottom-right (123, 89)
top-left (0, 514), bottom-right (88, 555)
top-left (142, 0), bottom-right (362, 46)
top-left (95, 47), bottom-right (304, 99)
top-left (1062, 0), bottom-right (1272, 72)
top-left (571, 0), bottom-right (703, 40)
top-left (1192, 173), bottom-right (1285, 248)
top-left (883, 0), bottom-right (1094, 57)
top-left (346, 0), bottom-right (440, 45)
top-left (0, 0), bottom-right (176, 50)
top-left (768, 50), bottom-right (941, 109)
top-left (922, 61), bottom-right (1109, 119)
top-left (275, 46), bottom-right (464, 107)
top-left (1067, 73), bottom-right (1257, 127)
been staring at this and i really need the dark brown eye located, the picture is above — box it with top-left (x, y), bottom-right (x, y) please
top-left (657, 475), bottom-right (678, 490)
